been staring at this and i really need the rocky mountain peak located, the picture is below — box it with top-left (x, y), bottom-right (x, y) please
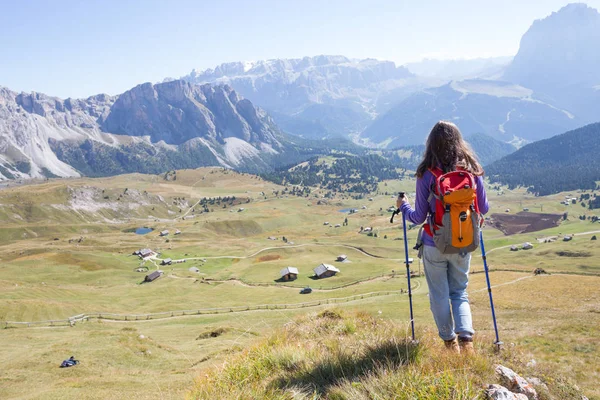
top-left (503, 3), bottom-right (600, 89)
top-left (100, 79), bottom-right (280, 146)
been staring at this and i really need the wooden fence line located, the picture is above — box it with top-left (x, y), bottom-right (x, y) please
top-left (3, 290), bottom-right (403, 329)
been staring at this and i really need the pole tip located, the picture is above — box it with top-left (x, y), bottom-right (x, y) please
top-left (493, 341), bottom-right (504, 352)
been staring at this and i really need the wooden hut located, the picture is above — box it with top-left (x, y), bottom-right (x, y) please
top-left (314, 264), bottom-right (340, 279)
top-left (279, 267), bottom-right (299, 281)
top-left (144, 271), bottom-right (162, 283)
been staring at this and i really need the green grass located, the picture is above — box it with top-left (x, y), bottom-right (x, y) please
top-left (187, 310), bottom-right (587, 400)
top-left (0, 169), bottom-right (599, 399)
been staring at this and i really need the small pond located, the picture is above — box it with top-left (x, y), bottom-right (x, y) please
top-left (338, 208), bottom-right (358, 213)
top-left (135, 227), bottom-right (154, 235)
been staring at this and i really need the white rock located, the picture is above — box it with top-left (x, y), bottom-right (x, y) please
top-left (495, 365), bottom-right (538, 400)
top-left (485, 384), bottom-right (529, 400)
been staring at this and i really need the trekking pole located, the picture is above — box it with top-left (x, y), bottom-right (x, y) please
top-left (480, 229), bottom-right (503, 352)
top-left (392, 192), bottom-right (416, 342)
top-left (402, 210), bottom-right (416, 342)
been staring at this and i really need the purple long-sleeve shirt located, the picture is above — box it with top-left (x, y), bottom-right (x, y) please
top-left (400, 170), bottom-right (489, 247)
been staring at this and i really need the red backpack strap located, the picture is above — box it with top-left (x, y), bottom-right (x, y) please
top-left (429, 167), bottom-right (443, 178)
top-left (427, 167), bottom-right (443, 203)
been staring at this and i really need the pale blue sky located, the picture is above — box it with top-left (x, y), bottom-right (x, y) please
top-left (1, 0), bottom-right (598, 98)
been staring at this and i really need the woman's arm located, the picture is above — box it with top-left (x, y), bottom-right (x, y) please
top-left (476, 175), bottom-right (489, 215)
top-left (399, 175), bottom-right (430, 225)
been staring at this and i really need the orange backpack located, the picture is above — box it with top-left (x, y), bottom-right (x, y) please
top-left (424, 167), bottom-right (482, 254)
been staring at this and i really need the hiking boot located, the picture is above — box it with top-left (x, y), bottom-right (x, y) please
top-left (444, 337), bottom-right (460, 354)
top-left (458, 336), bottom-right (475, 355)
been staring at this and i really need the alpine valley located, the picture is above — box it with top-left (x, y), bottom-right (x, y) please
top-left (0, 3), bottom-right (599, 181)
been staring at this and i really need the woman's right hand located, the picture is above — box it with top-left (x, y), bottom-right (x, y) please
top-left (396, 193), bottom-right (408, 209)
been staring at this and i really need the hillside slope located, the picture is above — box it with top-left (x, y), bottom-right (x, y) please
top-left (188, 310), bottom-right (587, 399)
top-left (360, 80), bottom-right (577, 148)
top-left (486, 122), bottom-right (600, 195)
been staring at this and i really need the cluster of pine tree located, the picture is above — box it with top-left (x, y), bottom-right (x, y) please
top-left (261, 154), bottom-right (402, 193)
top-left (486, 123), bottom-right (600, 196)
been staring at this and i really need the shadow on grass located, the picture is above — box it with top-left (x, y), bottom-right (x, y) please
top-left (309, 274), bottom-right (336, 280)
top-left (269, 338), bottom-right (421, 395)
top-left (273, 277), bottom-right (297, 283)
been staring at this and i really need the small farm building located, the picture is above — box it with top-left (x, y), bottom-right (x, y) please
top-left (314, 264), bottom-right (340, 279)
top-left (161, 258), bottom-right (172, 265)
top-left (135, 248), bottom-right (154, 258)
top-left (159, 230), bottom-right (169, 237)
top-left (279, 267), bottom-right (299, 281)
top-left (175, 230), bottom-right (181, 235)
top-left (522, 242), bottom-right (534, 250)
top-left (563, 236), bottom-right (573, 242)
top-left (336, 254), bottom-right (347, 262)
top-left (144, 271), bottom-right (163, 283)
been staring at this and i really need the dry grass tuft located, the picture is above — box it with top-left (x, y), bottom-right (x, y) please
top-left (186, 310), bottom-right (587, 400)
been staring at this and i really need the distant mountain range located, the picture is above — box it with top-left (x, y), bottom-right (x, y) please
top-left (181, 55), bottom-right (425, 140)
top-left (0, 3), bottom-right (597, 181)
top-left (486, 123), bottom-right (600, 195)
top-left (185, 3), bottom-right (599, 148)
top-left (0, 81), bottom-right (299, 179)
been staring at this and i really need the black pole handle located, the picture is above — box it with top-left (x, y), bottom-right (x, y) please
top-left (389, 192), bottom-right (406, 223)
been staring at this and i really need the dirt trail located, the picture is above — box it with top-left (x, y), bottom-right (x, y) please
top-left (471, 275), bottom-right (535, 293)
top-left (179, 243), bottom-right (403, 263)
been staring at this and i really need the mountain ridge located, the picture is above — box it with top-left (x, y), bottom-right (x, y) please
top-left (0, 80), bottom-right (293, 179)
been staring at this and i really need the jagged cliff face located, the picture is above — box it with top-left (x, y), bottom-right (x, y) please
top-left (503, 3), bottom-right (600, 121)
top-left (181, 55), bottom-right (421, 139)
top-left (184, 55), bottom-right (414, 112)
top-left (0, 87), bottom-right (116, 179)
top-left (101, 80), bottom-right (280, 146)
top-left (0, 80), bottom-right (284, 179)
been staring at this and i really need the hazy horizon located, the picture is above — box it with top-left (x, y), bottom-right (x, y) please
top-left (1, 0), bottom-right (599, 98)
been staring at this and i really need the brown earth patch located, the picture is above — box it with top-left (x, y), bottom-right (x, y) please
top-left (255, 254), bottom-right (282, 263)
top-left (489, 212), bottom-right (563, 235)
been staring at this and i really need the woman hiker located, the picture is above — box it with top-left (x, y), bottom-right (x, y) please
top-left (397, 121), bottom-right (489, 354)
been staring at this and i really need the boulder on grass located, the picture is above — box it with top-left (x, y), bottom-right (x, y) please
top-left (495, 365), bottom-right (538, 400)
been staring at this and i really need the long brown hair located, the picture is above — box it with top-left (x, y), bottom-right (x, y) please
top-left (415, 121), bottom-right (484, 178)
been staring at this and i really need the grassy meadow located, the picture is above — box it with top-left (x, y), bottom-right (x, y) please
top-left (0, 168), bottom-right (599, 399)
